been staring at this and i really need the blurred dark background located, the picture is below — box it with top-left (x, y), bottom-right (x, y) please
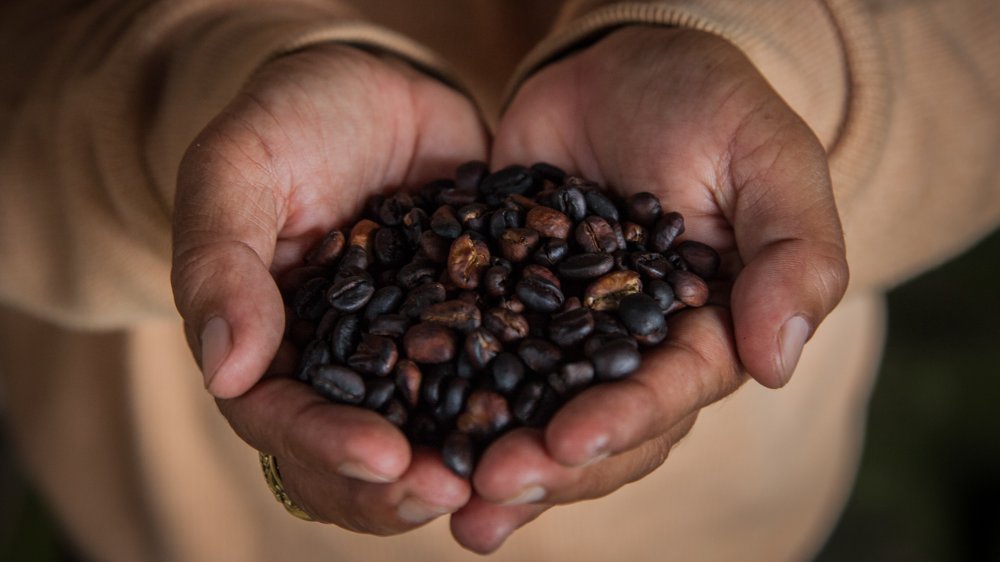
top-left (2, 229), bottom-right (999, 561)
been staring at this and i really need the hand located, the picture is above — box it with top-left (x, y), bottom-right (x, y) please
top-left (171, 45), bottom-right (488, 533)
top-left (450, 27), bottom-right (849, 552)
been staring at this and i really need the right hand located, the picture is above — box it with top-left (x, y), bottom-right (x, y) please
top-left (170, 44), bottom-right (488, 533)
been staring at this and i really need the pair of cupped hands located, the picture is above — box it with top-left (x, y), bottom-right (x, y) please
top-left (170, 27), bottom-right (848, 553)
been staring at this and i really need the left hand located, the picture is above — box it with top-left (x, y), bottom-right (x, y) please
top-left (450, 27), bottom-right (849, 552)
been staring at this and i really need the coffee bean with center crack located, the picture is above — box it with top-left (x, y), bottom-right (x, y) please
top-left (310, 365), bottom-right (365, 404)
top-left (404, 323), bottom-right (457, 364)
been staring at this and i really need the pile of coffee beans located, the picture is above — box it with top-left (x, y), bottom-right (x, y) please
top-left (280, 162), bottom-right (720, 477)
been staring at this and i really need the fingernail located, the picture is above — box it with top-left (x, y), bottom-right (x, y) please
top-left (580, 449), bottom-right (610, 468)
top-left (575, 434), bottom-right (610, 467)
top-left (200, 316), bottom-right (231, 389)
top-left (397, 497), bottom-right (453, 524)
top-left (778, 315), bottom-right (811, 386)
top-left (501, 485), bottom-right (546, 505)
top-left (337, 461), bottom-right (395, 484)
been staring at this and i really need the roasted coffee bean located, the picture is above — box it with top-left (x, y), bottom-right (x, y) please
top-left (455, 348), bottom-right (476, 379)
top-left (402, 207), bottom-right (428, 241)
top-left (548, 307), bottom-right (595, 347)
top-left (363, 377), bottom-right (396, 411)
top-left (558, 253), bottom-right (614, 279)
top-left (417, 230), bottom-right (450, 263)
top-left (576, 216), bottom-right (618, 253)
top-left (632, 252), bottom-right (671, 279)
top-left (584, 189), bottom-right (619, 222)
top-left (591, 339), bottom-right (642, 381)
top-left (518, 338), bottom-right (562, 374)
top-left (551, 186), bottom-right (587, 222)
top-left (651, 212), bottom-right (685, 252)
top-left (625, 192), bottom-right (662, 227)
top-left (584, 270), bottom-right (643, 310)
top-left (397, 259), bottom-right (437, 288)
top-left (592, 311), bottom-right (629, 336)
top-left (399, 282), bottom-right (446, 318)
top-left (348, 334), bottom-right (398, 377)
top-left (482, 264), bottom-right (512, 297)
top-left (403, 322), bottom-right (457, 364)
top-left (447, 233), bottom-right (491, 289)
top-left (583, 333), bottom-right (638, 359)
top-left (434, 376), bottom-right (471, 423)
top-left (373, 226), bottom-right (407, 266)
top-left (676, 240), bottom-right (721, 279)
top-left (562, 296), bottom-right (583, 311)
top-left (326, 272), bottom-right (375, 312)
top-left (339, 245), bottom-right (371, 270)
top-left (310, 365), bottom-right (365, 404)
top-left (363, 285), bottom-right (404, 323)
top-left (522, 264), bottom-right (561, 288)
top-left (532, 238), bottom-right (569, 266)
top-left (456, 160), bottom-right (489, 190)
top-left (525, 205), bottom-right (572, 239)
top-left (394, 359), bottom-right (422, 407)
top-left (331, 314), bottom-right (362, 363)
top-left (481, 165), bottom-right (538, 204)
top-left (499, 296), bottom-right (526, 314)
top-left (498, 227), bottom-right (540, 262)
top-left (465, 328), bottom-right (502, 370)
top-left (531, 162), bottom-right (567, 184)
top-left (420, 367), bottom-right (448, 407)
top-left (295, 338), bottom-right (332, 382)
top-left (667, 270), bottom-right (710, 307)
top-left (483, 308), bottom-right (530, 342)
top-left (548, 360), bottom-right (595, 395)
top-left (420, 299), bottom-right (481, 332)
top-left (611, 221), bottom-right (627, 251)
top-left (622, 221), bottom-right (648, 249)
top-left (418, 178), bottom-right (450, 205)
top-left (457, 203), bottom-right (491, 232)
top-left (515, 276), bottom-right (565, 312)
top-left (378, 193), bottom-right (414, 226)
top-left (305, 229), bottom-right (346, 266)
top-left (488, 208), bottom-right (522, 240)
top-left (490, 352), bottom-right (525, 395)
top-left (665, 251), bottom-right (688, 272)
top-left (293, 277), bottom-right (332, 321)
top-left (646, 279), bottom-right (676, 312)
top-left (367, 314), bottom-right (410, 339)
top-left (512, 380), bottom-right (555, 427)
top-left (442, 431), bottom-right (475, 478)
top-left (382, 398), bottom-right (408, 427)
top-left (348, 219), bottom-right (379, 254)
top-left (316, 308), bottom-right (340, 339)
top-left (617, 293), bottom-right (666, 336)
top-left (457, 391), bottom-right (511, 437)
top-left (439, 186), bottom-right (480, 207)
top-left (430, 205), bottom-right (462, 239)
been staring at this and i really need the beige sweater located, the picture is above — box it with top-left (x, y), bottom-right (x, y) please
top-left (0, 1), bottom-right (997, 561)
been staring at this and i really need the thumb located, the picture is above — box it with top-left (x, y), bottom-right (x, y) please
top-left (728, 118), bottom-right (849, 389)
top-left (171, 135), bottom-right (285, 399)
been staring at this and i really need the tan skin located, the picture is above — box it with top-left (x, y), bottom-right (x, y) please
top-left (172, 28), bottom-right (847, 553)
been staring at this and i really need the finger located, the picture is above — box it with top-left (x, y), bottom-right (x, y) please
top-left (218, 377), bottom-right (410, 483)
top-left (280, 448), bottom-right (471, 534)
top-left (449, 495), bottom-right (547, 554)
top-left (544, 306), bottom-right (745, 467)
top-left (727, 112), bottom-right (849, 388)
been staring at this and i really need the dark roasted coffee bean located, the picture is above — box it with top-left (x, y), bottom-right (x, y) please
top-left (439, 186), bottom-right (480, 207)
top-left (483, 307), bottom-right (530, 342)
top-left (531, 162), bottom-right (567, 184)
top-left (498, 227), bottom-right (540, 262)
top-left (592, 311), bottom-right (630, 336)
top-left (512, 380), bottom-right (555, 427)
top-left (363, 285), bottom-right (404, 323)
top-left (430, 205), bottom-right (462, 239)
top-left (399, 282), bottom-right (446, 318)
top-left (548, 360), bottom-right (595, 395)
top-left (447, 233), bottom-right (491, 289)
top-left (382, 398), bottom-right (408, 427)
top-left (367, 314), bottom-right (410, 339)
top-left (632, 252), bottom-right (671, 279)
top-left (394, 359), bottom-right (422, 407)
top-left (532, 238), bottom-right (569, 266)
top-left (499, 296), bottom-right (526, 314)
top-left (481, 165), bottom-right (539, 204)
top-left (591, 339), bottom-right (642, 380)
top-left (583, 333), bottom-right (637, 358)
top-left (348, 334), bottom-right (398, 377)
top-left (339, 245), bottom-right (370, 270)
top-left (488, 208), bottom-right (522, 240)
top-left (665, 251), bottom-right (688, 272)
top-left (625, 192), bottom-right (662, 227)
top-left (363, 377), bottom-right (396, 410)
top-left (667, 270), bottom-right (710, 307)
top-left (490, 352), bottom-right (525, 395)
top-left (457, 391), bottom-right (511, 437)
top-left (378, 193), bottom-right (414, 226)
top-left (331, 314), bottom-right (361, 362)
top-left (482, 264), bottom-right (512, 297)
top-left (651, 212), bottom-right (685, 252)
top-left (515, 277), bottom-right (564, 313)
top-left (551, 186), bottom-right (587, 222)
top-left (295, 338), bottom-right (331, 382)
top-left (402, 207), bottom-right (428, 242)
top-left (676, 240), bottom-right (721, 279)
top-left (417, 230), bottom-right (450, 263)
top-left (305, 229), bottom-right (346, 266)
top-left (457, 203), bottom-right (491, 233)
top-left (434, 376), bottom-right (471, 423)
top-left (310, 365), bottom-right (365, 404)
top-left (442, 431), bottom-right (475, 478)
top-left (646, 279), bottom-right (676, 312)
top-left (465, 328), bottom-right (502, 370)
top-left (420, 299), bottom-right (481, 332)
top-left (525, 206), bottom-right (572, 239)
top-left (348, 219), bottom-right (379, 255)
top-left (373, 227), bottom-right (407, 266)
top-left (584, 270), bottom-right (642, 310)
top-left (455, 348), bottom-right (476, 379)
top-left (404, 322), bottom-right (457, 364)
top-left (517, 338), bottom-right (562, 374)
top-left (293, 277), bottom-right (332, 321)
top-left (397, 259), bottom-right (438, 289)
top-left (316, 307), bottom-right (340, 339)
top-left (558, 253), bottom-right (614, 279)
top-left (617, 293), bottom-right (665, 336)
top-left (419, 178), bottom-right (450, 206)
top-left (456, 160), bottom-right (489, 190)
top-left (584, 189), bottom-right (619, 222)
top-left (326, 273), bottom-right (375, 312)
top-left (575, 216), bottom-right (618, 253)
top-left (622, 221), bottom-right (648, 249)
top-left (548, 307), bottom-right (595, 347)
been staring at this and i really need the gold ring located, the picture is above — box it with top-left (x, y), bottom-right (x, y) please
top-left (259, 452), bottom-right (314, 521)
